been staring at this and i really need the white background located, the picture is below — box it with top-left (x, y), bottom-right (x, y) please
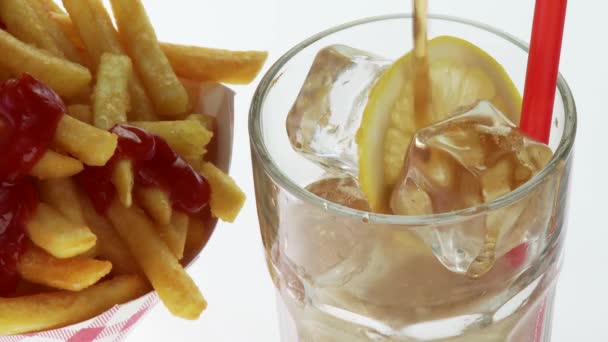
top-left (85, 0), bottom-right (607, 341)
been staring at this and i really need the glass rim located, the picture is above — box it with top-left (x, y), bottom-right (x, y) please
top-left (249, 13), bottom-right (577, 225)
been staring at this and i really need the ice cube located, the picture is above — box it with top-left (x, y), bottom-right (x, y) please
top-left (286, 45), bottom-right (390, 175)
top-left (278, 176), bottom-right (373, 288)
top-left (390, 101), bottom-right (553, 275)
top-left (306, 176), bottom-right (371, 211)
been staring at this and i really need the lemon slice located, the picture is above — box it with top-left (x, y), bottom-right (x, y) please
top-left (356, 36), bottom-right (521, 213)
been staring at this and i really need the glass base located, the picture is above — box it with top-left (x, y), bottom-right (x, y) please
top-left (276, 287), bottom-right (556, 342)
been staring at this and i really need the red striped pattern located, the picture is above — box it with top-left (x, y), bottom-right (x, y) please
top-left (0, 294), bottom-right (158, 342)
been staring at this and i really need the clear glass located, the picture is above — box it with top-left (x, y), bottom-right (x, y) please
top-left (250, 14), bottom-right (576, 342)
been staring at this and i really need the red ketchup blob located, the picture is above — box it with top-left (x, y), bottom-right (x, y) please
top-left (78, 125), bottom-right (211, 216)
top-left (0, 74), bottom-right (66, 295)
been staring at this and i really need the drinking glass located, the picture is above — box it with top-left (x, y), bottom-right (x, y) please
top-left (249, 14), bottom-right (576, 341)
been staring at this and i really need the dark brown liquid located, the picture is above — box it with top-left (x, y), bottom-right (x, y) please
top-left (413, 0), bottom-right (432, 127)
top-left (413, 3), bottom-right (495, 278)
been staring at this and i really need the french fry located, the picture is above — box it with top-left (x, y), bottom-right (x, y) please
top-left (28, 0), bottom-right (82, 63)
top-left (93, 53), bottom-right (131, 130)
top-left (30, 151), bottom-right (83, 179)
top-left (90, 53), bottom-right (134, 207)
top-left (188, 115), bottom-right (215, 166)
top-left (25, 203), bottom-right (97, 259)
top-left (61, 0), bottom-right (121, 65)
top-left (126, 72), bottom-right (158, 121)
top-left (187, 113), bottom-right (216, 132)
top-left (155, 211), bottom-right (188, 260)
top-left (49, 11), bottom-right (84, 50)
top-left (0, 275), bottom-right (148, 335)
top-left (107, 200), bottom-right (206, 319)
top-left (54, 115), bottom-right (118, 166)
top-left (130, 120), bottom-right (213, 165)
top-left (0, 29), bottom-right (91, 98)
top-left (0, 0), bottom-right (64, 57)
top-left (112, 160), bottom-right (134, 208)
top-left (38, 177), bottom-right (86, 225)
top-left (171, 212), bottom-right (189, 260)
top-left (0, 0), bottom-right (250, 332)
top-left (135, 186), bottom-right (172, 226)
top-left (47, 13), bottom-right (268, 84)
top-left (110, 0), bottom-right (189, 117)
top-left (161, 43), bottom-right (268, 84)
top-left (80, 194), bottom-right (140, 275)
top-left (183, 216), bottom-right (214, 264)
top-left (199, 162), bottom-right (246, 222)
top-left (47, 11), bottom-right (91, 66)
top-left (67, 104), bottom-right (93, 124)
top-left (17, 244), bottom-right (112, 292)
top-left (39, 0), bottom-right (64, 14)
top-left (62, 0), bottom-right (157, 120)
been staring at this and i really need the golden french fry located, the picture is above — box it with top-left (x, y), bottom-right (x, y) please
top-left (107, 200), bottom-right (206, 319)
top-left (38, 177), bottom-right (86, 225)
top-left (0, 275), bottom-right (148, 335)
top-left (93, 53), bottom-right (131, 129)
top-left (135, 186), bottom-right (172, 226)
top-left (48, 13), bottom-right (267, 83)
top-left (155, 211), bottom-right (188, 260)
top-left (49, 11), bottom-right (84, 49)
top-left (25, 203), bottom-right (97, 259)
top-left (17, 244), bottom-right (112, 291)
top-left (54, 115), bottom-right (118, 166)
top-left (0, 30), bottom-right (91, 97)
top-left (110, 0), bottom-right (188, 117)
top-left (171, 212), bottom-right (189, 260)
top-left (91, 53), bottom-right (134, 207)
top-left (61, 0), bottom-right (121, 65)
top-left (67, 104), bottom-right (93, 124)
top-left (112, 160), bottom-right (134, 208)
top-left (62, 0), bottom-right (157, 120)
top-left (39, 0), bottom-right (64, 14)
top-left (183, 216), bottom-right (213, 264)
top-left (130, 120), bottom-right (212, 165)
top-left (126, 72), bottom-right (158, 121)
top-left (80, 194), bottom-right (140, 275)
top-left (30, 151), bottom-right (83, 179)
top-left (199, 162), bottom-right (245, 222)
top-left (161, 43), bottom-right (268, 84)
top-left (187, 113), bottom-right (216, 132)
top-left (0, 0), bottom-right (64, 57)
top-left (0, 30), bottom-right (91, 98)
top-left (28, 0), bottom-right (82, 63)
top-left (47, 11), bottom-right (91, 67)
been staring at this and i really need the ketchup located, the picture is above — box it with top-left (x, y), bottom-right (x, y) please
top-left (0, 74), bottom-right (66, 294)
top-left (0, 74), bottom-right (210, 294)
top-left (78, 125), bottom-right (211, 216)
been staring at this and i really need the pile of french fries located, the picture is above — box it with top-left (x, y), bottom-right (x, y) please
top-left (0, 0), bottom-right (266, 335)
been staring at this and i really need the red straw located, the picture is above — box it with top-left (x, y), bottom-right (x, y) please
top-left (520, 0), bottom-right (568, 144)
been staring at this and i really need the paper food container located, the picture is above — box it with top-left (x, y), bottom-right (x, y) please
top-left (0, 82), bottom-right (235, 342)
